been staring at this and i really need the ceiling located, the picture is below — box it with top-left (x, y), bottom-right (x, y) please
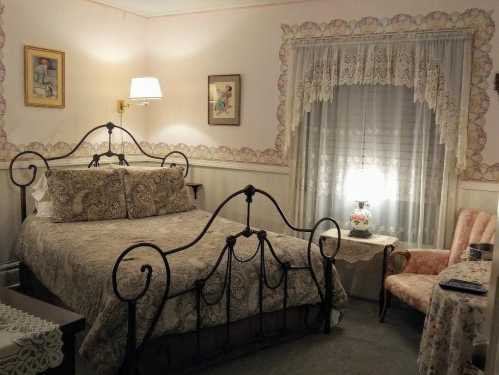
top-left (91, 0), bottom-right (310, 17)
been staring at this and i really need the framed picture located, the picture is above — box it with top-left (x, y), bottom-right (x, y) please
top-left (24, 45), bottom-right (65, 108)
top-left (208, 74), bottom-right (241, 125)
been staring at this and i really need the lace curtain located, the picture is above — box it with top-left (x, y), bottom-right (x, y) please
top-left (286, 31), bottom-right (470, 247)
top-left (290, 85), bottom-right (457, 245)
top-left (285, 31), bottom-right (472, 171)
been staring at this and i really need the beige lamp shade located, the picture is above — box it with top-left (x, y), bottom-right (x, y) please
top-left (129, 77), bottom-right (163, 101)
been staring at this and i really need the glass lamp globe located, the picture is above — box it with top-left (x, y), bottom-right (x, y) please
top-left (349, 201), bottom-right (373, 238)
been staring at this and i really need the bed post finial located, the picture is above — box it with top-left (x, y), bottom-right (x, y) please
top-left (105, 121), bottom-right (115, 132)
top-left (243, 185), bottom-right (256, 203)
top-left (243, 185), bottom-right (256, 230)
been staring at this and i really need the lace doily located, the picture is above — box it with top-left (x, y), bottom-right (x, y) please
top-left (322, 229), bottom-right (399, 263)
top-left (0, 302), bottom-right (63, 375)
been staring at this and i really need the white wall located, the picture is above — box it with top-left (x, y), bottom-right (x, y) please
top-left (3, 0), bottom-right (148, 146)
top-left (144, 0), bottom-right (499, 243)
top-left (187, 162), bottom-right (289, 231)
top-left (0, 0), bottom-right (149, 262)
top-left (458, 182), bottom-right (499, 214)
top-left (145, 0), bottom-right (499, 168)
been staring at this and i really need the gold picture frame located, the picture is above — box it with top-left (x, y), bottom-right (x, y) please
top-left (24, 45), bottom-right (65, 108)
top-left (208, 74), bottom-right (241, 125)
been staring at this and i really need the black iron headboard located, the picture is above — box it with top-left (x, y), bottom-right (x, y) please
top-left (9, 121), bottom-right (190, 222)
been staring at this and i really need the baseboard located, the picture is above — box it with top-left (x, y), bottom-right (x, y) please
top-left (0, 260), bottom-right (20, 288)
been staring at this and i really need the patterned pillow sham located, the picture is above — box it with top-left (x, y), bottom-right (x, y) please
top-left (46, 169), bottom-right (127, 222)
top-left (123, 167), bottom-right (194, 219)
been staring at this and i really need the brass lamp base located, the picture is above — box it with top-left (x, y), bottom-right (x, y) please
top-left (349, 228), bottom-right (372, 238)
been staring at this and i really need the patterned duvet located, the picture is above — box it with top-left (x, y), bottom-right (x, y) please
top-left (16, 209), bottom-right (346, 375)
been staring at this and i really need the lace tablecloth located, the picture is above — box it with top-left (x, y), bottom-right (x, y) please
top-left (418, 261), bottom-right (490, 375)
top-left (0, 301), bottom-right (64, 375)
top-left (321, 229), bottom-right (399, 263)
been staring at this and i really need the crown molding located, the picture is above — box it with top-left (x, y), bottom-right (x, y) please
top-left (87, 0), bottom-right (313, 18)
top-left (84, 0), bottom-right (147, 18)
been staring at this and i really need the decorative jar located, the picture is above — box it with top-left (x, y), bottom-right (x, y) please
top-left (349, 201), bottom-right (372, 238)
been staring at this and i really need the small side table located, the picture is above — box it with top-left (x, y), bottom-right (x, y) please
top-left (0, 288), bottom-right (85, 375)
top-left (418, 262), bottom-right (489, 375)
top-left (186, 182), bottom-right (203, 200)
top-left (321, 229), bottom-right (398, 305)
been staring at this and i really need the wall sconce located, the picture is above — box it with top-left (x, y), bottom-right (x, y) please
top-left (118, 76), bottom-right (163, 113)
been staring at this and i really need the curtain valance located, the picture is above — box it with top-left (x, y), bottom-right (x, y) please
top-left (285, 30), bottom-right (472, 170)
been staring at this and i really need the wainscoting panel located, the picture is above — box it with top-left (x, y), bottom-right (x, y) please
top-left (457, 181), bottom-right (499, 214)
top-left (2, 163), bottom-right (497, 287)
top-left (187, 163), bottom-right (290, 233)
top-left (1, 168), bottom-right (25, 264)
top-left (0, 162), bottom-right (290, 287)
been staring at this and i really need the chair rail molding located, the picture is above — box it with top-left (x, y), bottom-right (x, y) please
top-left (1, 154), bottom-right (289, 175)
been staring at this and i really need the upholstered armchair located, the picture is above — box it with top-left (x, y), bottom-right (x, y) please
top-left (379, 209), bottom-right (496, 322)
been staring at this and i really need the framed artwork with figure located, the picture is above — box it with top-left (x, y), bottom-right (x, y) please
top-left (24, 45), bottom-right (65, 108)
top-left (208, 74), bottom-right (241, 125)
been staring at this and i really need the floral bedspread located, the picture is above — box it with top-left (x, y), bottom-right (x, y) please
top-left (16, 209), bottom-right (347, 375)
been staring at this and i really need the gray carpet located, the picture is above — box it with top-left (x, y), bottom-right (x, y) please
top-left (77, 298), bottom-right (424, 375)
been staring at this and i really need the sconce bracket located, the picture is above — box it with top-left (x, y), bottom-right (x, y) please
top-left (117, 99), bottom-right (130, 114)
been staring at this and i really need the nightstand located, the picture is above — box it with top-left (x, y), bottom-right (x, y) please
top-left (320, 229), bottom-right (398, 305)
top-left (0, 288), bottom-right (85, 375)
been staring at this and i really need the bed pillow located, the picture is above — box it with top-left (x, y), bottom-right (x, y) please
top-left (123, 167), bottom-right (194, 219)
top-left (31, 173), bottom-right (54, 218)
top-left (46, 169), bottom-right (127, 222)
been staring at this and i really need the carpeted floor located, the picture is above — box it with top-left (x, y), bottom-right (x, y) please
top-left (77, 298), bottom-right (425, 375)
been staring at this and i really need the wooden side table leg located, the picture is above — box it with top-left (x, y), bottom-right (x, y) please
top-left (378, 246), bottom-right (387, 314)
top-left (379, 245), bottom-right (395, 321)
top-left (379, 245), bottom-right (394, 315)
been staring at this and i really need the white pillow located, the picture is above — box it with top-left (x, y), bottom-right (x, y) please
top-left (31, 174), bottom-right (53, 217)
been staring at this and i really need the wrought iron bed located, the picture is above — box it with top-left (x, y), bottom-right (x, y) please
top-left (9, 122), bottom-right (342, 375)
top-left (9, 122), bottom-right (189, 222)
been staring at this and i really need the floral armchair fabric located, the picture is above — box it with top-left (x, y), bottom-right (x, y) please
top-left (380, 209), bottom-right (496, 319)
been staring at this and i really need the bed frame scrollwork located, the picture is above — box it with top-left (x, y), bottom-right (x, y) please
top-left (113, 184), bottom-right (341, 375)
top-left (8, 121), bottom-right (189, 222)
top-left (9, 123), bottom-right (341, 375)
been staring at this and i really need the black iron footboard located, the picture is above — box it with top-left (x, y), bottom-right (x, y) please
top-left (112, 185), bottom-right (341, 375)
